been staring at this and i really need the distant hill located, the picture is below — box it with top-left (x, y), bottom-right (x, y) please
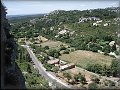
top-left (7, 13), bottom-right (47, 20)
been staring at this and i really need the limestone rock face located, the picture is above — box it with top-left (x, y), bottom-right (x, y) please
top-left (1, 2), bottom-right (26, 89)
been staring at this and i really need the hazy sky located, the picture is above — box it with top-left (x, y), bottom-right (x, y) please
top-left (2, 0), bottom-right (119, 15)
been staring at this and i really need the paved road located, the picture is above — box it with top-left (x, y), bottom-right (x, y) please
top-left (22, 44), bottom-right (120, 88)
top-left (49, 53), bottom-right (120, 85)
top-left (22, 45), bottom-right (73, 89)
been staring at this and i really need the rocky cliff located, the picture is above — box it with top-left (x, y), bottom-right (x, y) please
top-left (1, 2), bottom-right (26, 89)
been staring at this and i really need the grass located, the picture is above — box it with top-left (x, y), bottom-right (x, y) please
top-left (59, 50), bottom-right (114, 68)
top-left (41, 40), bottom-right (68, 49)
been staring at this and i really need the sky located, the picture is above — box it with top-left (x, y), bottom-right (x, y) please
top-left (2, 0), bottom-right (119, 15)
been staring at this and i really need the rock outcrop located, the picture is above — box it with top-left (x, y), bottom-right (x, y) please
top-left (1, 2), bottom-right (26, 89)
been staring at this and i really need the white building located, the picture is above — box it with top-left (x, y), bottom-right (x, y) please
top-left (93, 23), bottom-right (98, 26)
top-left (60, 63), bottom-right (75, 71)
top-left (58, 29), bottom-right (69, 35)
top-left (50, 27), bottom-right (54, 30)
top-left (47, 59), bottom-right (60, 65)
top-left (96, 20), bottom-right (102, 23)
top-left (79, 17), bottom-right (100, 23)
top-left (103, 23), bottom-right (108, 26)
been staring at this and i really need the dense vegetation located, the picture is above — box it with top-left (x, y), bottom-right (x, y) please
top-left (86, 60), bottom-right (120, 77)
top-left (9, 7), bottom-right (119, 78)
top-left (16, 45), bottom-right (49, 89)
top-left (10, 7), bottom-right (118, 54)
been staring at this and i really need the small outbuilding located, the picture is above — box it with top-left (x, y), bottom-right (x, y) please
top-left (47, 59), bottom-right (60, 65)
top-left (60, 63), bottom-right (75, 71)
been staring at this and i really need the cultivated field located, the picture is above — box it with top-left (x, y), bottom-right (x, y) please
top-left (41, 40), bottom-right (68, 48)
top-left (59, 50), bottom-right (114, 68)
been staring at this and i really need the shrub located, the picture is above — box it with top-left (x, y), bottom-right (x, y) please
top-left (60, 45), bottom-right (66, 50)
top-left (63, 71), bottom-right (71, 81)
top-left (102, 45), bottom-right (111, 53)
top-left (70, 48), bottom-right (75, 52)
top-left (63, 49), bottom-right (69, 54)
top-left (44, 46), bottom-right (49, 50)
top-left (114, 51), bottom-right (119, 55)
top-left (43, 63), bottom-right (53, 71)
top-left (110, 59), bottom-right (120, 77)
top-left (47, 49), bottom-right (60, 58)
top-left (52, 66), bottom-right (59, 73)
top-left (108, 80), bottom-right (115, 87)
top-left (90, 75), bottom-right (100, 84)
top-left (86, 64), bottom-right (102, 74)
top-left (38, 56), bottom-right (45, 64)
top-left (103, 79), bottom-right (115, 87)
top-left (43, 55), bottom-right (49, 61)
top-left (88, 82), bottom-right (98, 89)
top-left (74, 73), bottom-right (86, 84)
top-left (101, 65), bottom-right (111, 77)
top-left (54, 53), bottom-right (59, 58)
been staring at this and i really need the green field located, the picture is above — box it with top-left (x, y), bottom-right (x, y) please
top-left (59, 50), bottom-right (114, 68)
top-left (41, 40), bottom-right (68, 49)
